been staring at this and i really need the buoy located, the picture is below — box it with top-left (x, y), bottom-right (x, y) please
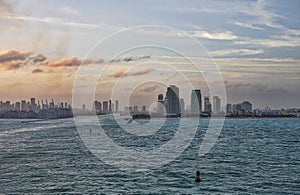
top-left (195, 170), bottom-right (201, 182)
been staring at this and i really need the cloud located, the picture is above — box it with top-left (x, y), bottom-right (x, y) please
top-left (225, 81), bottom-right (251, 89)
top-left (109, 68), bottom-right (155, 78)
top-left (31, 54), bottom-right (47, 63)
top-left (110, 55), bottom-right (150, 63)
top-left (235, 36), bottom-right (300, 48)
top-left (191, 30), bottom-right (237, 40)
top-left (0, 49), bottom-right (32, 63)
top-left (32, 68), bottom-right (44, 74)
top-left (0, 49), bottom-right (32, 70)
top-left (234, 21), bottom-right (264, 30)
top-left (226, 81), bottom-right (288, 94)
top-left (210, 49), bottom-right (264, 57)
top-left (139, 84), bottom-right (161, 93)
top-left (2, 15), bottom-right (101, 28)
top-left (47, 56), bottom-right (104, 67)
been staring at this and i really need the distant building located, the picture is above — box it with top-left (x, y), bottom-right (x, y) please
top-left (226, 103), bottom-right (232, 115)
top-left (232, 104), bottom-right (241, 114)
top-left (15, 102), bottom-right (20, 111)
top-left (158, 94), bottom-right (164, 101)
top-left (30, 98), bottom-right (36, 110)
top-left (204, 96), bottom-right (212, 112)
top-left (133, 105), bottom-right (138, 112)
top-left (157, 94), bottom-right (165, 114)
top-left (180, 98), bottom-right (185, 114)
top-left (190, 89), bottom-right (202, 114)
top-left (21, 100), bottom-right (26, 111)
top-left (94, 101), bottom-right (102, 112)
top-left (142, 105), bottom-right (146, 112)
top-left (103, 101), bottom-right (108, 112)
top-left (115, 100), bottom-right (119, 112)
top-left (241, 101), bottom-right (252, 112)
top-left (82, 104), bottom-right (86, 110)
top-left (212, 96), bottom-right (221, 113)
top-left (166, 85), bottom-right (180, 115)
top-left (109, 100), bottom-right (112, 112)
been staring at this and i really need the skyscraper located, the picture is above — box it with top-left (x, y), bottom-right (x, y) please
top-left (204, 96), bottom-right (211, 112)
top-left (115, 100), bottom-right (119, 112)
top-left (166, 85), bottom-right (180, 115)
top-left (190, 89), bottom-right (202, 114)
top-left (21, 100), bottom-right (26, 111)
top-left (180, 98), bottom-right (185, 114)
top-left (226, 103), bottom-right (232, 115)
top-left (212, 96), bottom-right (221, 113)
top-left (157, 94), bottom-right (165, 114)
top-left (103, 101), bottom-right (108, 112)
top-left (30, 98), bottom-right (36, 110)
top-left (15, 102), bottom-right (20, 111)
top-left (94, 100), bottom-right (102, 112)
top-left (241, 101), bottom-right (252, 112)
top-left (109, 100), bottom-right (112, 112)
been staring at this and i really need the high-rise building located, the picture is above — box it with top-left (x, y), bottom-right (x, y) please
top-left (158, 94), bottom-right (164, 101)
top-left (94, 101), bottom-right (102, 112)
top-left (133, 105), bottom-right (138, 112)
top-left (226, 103), bottom-right (232, 115)
top-left (142, 105), bottom-right (146, 112)
top-left (180, 98), bottom-right (185, 114)
top-left (30, 98), bottom-right (36, 110)
top-left (166, 85), bottom-right (180, 115)
top-left (204, 96), bottom-right (211, 112)
top-left (241, 101), bottom-right (252, 112)
top-left (21, 100), bottom-right (26, 111)
top-left (15, 102), bottom-right (20, 111)
top-left (157, 94), bottom-right (165, 114)
top-left (115, 100), bottom-right (119, 112)
top-left (212, 96), bottom-right (221, 113)
top-left (109, 100), bottom-right (112, 112)
top-left (103, 101), bottom-right (108, 112)
top-left (190, 89), bottom-right (202, 114)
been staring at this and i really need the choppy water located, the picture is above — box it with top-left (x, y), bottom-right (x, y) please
top-left (0, 117), bottom-right (299, 194)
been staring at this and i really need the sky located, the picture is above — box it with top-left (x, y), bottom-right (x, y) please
top-left (0, 0), bottom-right (299, 109)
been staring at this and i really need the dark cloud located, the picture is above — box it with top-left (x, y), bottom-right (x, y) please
top-left (225, 81), bottom-right (292, 108)
top-left (110, 55), bottom-right (150, 63)
top-left (0, 49), bottom-right (32, 70)
top-left (0, 49), bottom-right (32, 63)
top-left (109, 68), bottom-right (155, 78)
top-left (31, 54), bottom-right (47, 63)
top-left (225, 81), bottom-right (251, 89)
top-left (0, 49), bottom-right (152, 72)
top-left (32, 68), bottom-right (44, 74)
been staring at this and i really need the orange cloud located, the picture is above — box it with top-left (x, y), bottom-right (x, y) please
top-left (47, 56), bottom-right (104, 67)
top-left (0, 49), bottom-right (31, 63)
top-left (0, 49), bottom-right (32, 70)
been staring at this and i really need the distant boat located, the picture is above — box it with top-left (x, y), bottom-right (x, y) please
top-left (126, 118), bottom-right (133, 124)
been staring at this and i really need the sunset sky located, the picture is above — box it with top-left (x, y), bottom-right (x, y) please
top-left (0, 0), bottom-right (299, 109)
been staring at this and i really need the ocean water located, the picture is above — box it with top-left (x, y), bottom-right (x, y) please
top-left (0, 117), bottom-right (299, 194)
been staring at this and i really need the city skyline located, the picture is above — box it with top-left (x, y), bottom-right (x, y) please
top-left (0, 0), bottom-right (299, 109)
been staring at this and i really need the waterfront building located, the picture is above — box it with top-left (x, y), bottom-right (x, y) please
top-left (212, 96), bottom-right (221, 113)
top-left (166, 85), bottom-right (180, 115)
top-left (190, 89), bottom-right (202, 114)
